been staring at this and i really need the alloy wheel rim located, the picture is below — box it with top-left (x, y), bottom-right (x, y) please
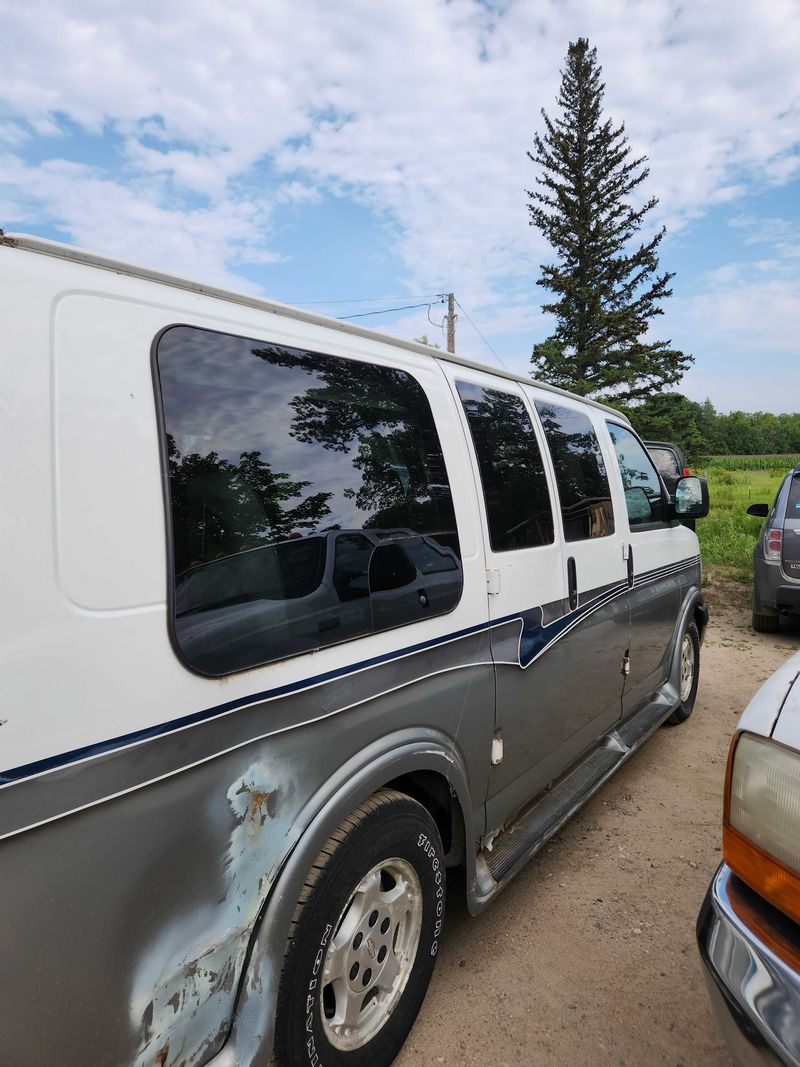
top-left (680, 633), bottom-right (695, 703)
top-left (320, 856), bottom-right (423, 1051)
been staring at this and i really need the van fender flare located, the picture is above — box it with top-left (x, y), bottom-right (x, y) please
top-left (214, 730), bottom-right (475, 1066)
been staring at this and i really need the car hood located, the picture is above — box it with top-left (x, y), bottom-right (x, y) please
top-left (737, 648), bottom-right (800, 743)
top-left (771, 650), bottom-right (800, 749)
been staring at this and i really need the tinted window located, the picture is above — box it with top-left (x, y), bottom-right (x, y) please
top-left (535, 402), bottom-right (614, 541)
top-left (457, 382), bottom-right (554, 552)
top-left (607, 423), bottom-right (668, 527)
top-left (157, 326), bottom-right (462, 674)
top-left (787, 473), bottom-right (800, 515)
top-left (648, 446), bottom-right (680, 479)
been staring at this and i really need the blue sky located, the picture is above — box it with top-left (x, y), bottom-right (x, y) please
top-left (1, 0), bottom-right (798, 412)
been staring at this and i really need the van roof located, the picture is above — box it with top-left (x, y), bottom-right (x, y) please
top-left (1, 230), bottom-right (629, 422)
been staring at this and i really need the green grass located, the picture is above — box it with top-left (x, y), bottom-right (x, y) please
top-left (693, 455), bottom-right (799, 580)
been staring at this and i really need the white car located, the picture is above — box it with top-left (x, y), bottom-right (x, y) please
top-left (699, 649), bottom-right (800, 1066)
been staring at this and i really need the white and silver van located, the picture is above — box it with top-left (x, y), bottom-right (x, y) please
top-left (0, 233), bottom-right (709, 1067)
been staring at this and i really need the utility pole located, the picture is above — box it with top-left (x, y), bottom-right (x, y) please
top-left (446, 293), bottom-right (456, 353)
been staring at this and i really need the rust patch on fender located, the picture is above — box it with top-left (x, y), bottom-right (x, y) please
top-left (247, 787), bottom-right (276, 826)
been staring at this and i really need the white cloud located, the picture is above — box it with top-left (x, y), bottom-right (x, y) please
top-left (683, 369), bottom-right (800, 415)
top-left (685, 276), bottom-right (800, 355)
top-left (0, 0), bottom-right (798, 409)
top-left (0, 154), bottom-right (278, 287)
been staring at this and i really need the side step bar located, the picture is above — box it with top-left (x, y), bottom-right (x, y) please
top-left (475, 695), bottom-right (674, 904)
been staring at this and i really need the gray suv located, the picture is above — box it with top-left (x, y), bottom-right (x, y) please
top-left (748, 463), bottom-right (800, 631)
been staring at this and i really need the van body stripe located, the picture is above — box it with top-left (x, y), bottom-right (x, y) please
top-left (0, 555), bottom-right (699, 787)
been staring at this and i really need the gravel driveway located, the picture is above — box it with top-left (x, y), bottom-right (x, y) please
top-left (397, 579), bottom-right (800, 1067)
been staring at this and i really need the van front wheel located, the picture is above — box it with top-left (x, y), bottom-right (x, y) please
top-left (274, 789), bottom-right (445, 1067)
top-left (666, 621), bottom-right (700, 725)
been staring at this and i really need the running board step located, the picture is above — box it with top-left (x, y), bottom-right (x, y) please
top-left (616, 695), bottom-right (673, 749)
top-left (482, 745), bottom-right (620, 883)
top-left (478, 695), bottom-right (675, 891)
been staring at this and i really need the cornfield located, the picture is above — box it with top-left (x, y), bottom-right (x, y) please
top-left (698, 454), bottom-right (800, 473)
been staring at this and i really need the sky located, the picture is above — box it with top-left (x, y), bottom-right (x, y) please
top-left (1, 0), bottom-right (799, 413)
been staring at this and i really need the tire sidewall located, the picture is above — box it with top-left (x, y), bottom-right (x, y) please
top-left (277, 798), bottom-right (445, 1067)
top-left (669, 621), bottom-right (700, 724)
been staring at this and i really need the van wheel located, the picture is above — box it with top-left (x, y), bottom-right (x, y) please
top-left (752, 609), bottom-right (780, 633)
top-left (666, 621), bottom-right (700, 725)
top-left (273, 789), bottom-right (445, 1067)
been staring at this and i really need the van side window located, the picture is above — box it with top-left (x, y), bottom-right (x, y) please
top-left (535, 401), bottom-right (615, 541)
top-left (457, 382), bottom-right (554, 551)
top-left (156, 326), bottom-right (462, 675)
top-left (606, 422), bottom-right (668, 527)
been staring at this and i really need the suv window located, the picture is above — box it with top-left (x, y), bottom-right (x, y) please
top-left (157, 326), bottom-right (462, 674)
top-left (535, 401), bottom-right (615, 541)
top-left (457, 382), bottom-right (555, 552)
top-left (607, 423), bottom-right (668, 527)
top-left (787, 473), bottom-right (800, 514)
top-left (648, 446), bottom-right (680, 479)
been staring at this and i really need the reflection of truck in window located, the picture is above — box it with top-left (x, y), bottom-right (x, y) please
top-left (175, 530), bottom-right (462, 673)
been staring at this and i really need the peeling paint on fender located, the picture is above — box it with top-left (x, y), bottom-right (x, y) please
top-left (130, 760), bottom-right (296, 1067)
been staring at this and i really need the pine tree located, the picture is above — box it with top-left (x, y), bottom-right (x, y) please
top-left (527, 38), bottom-right (692, 403)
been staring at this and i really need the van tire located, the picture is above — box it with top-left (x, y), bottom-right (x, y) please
top-left (752, 609), bottom-right (780, 633)
top-left (273, 789), bottom-right (445, 1067)
top-left (666, 621), bottom-right (700, 725)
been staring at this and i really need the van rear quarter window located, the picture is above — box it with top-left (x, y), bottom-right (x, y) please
top-left (155, 326), bottom-right (462, 675)
top-left (534, 401), bottom-right (615, 541)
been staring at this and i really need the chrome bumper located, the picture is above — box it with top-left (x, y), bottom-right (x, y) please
top-left (698, 864), bottom-right (800, 1067)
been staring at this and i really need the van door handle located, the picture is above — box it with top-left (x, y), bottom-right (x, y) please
top-left (627, 547), bottom-right (634, 588)
top-left (567, 556), bottom-right (578, 611)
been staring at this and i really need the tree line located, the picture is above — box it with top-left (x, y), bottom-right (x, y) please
top-left (616, 393), bottom-right (800, 461)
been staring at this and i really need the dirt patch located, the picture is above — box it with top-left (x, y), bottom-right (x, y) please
top-left (397, 580), bottom-right (800, 1067)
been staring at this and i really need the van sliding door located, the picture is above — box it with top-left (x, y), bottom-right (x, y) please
top-left (447, 366), bottom-right (571, 825)
top-left (527, 393), bottom-right (630, 752)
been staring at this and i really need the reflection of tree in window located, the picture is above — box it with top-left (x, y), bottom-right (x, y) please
top-left (251, 345), bottom-right (457, 548)
top-left (167, 434), bottom-right (333, 571)
top-left (606, 424), bottom-right (666, 525)
top-left (457, 383), bottom-right (554, 551)
top-left (535, 402), bottom-right (615, 542)
top-left (157, 326), bottom-right (463, 674)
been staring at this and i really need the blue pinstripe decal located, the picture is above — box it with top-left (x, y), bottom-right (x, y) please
top-left (0, 555), bottom-right (701, 787)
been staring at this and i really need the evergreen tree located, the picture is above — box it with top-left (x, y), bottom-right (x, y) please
top-left (527, 38), bottom-right (692, 403)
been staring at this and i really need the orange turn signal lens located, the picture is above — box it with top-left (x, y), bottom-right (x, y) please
top-left (724, 823), bottom-right (800, 928)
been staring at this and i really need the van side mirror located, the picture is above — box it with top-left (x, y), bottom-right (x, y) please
top-left (747, 503), bottom-right (770, 518)
top-left (673, 476), bottom-right (709, 519)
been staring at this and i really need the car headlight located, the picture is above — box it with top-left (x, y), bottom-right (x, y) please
top-left (724, 732), bottom-right (800, 925)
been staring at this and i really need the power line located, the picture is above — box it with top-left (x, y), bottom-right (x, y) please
top-left (455, 300), bottom-right (509, 371)
top-left (338, 301), bottom-right (443, 321)
top-left (287, 293), bottom-right (445, 306)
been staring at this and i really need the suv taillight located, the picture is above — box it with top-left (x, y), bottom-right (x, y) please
top-left (765, 528), bottom-right (783, 561)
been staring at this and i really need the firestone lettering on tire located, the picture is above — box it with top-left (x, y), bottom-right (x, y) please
top-left (416, 833), bottom-right (442, 957)
top-left (305, 922), bottom-right (333, 1065)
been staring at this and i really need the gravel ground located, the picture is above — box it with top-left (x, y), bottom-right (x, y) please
top-left (396, 577), bottom-right (800, 1067)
